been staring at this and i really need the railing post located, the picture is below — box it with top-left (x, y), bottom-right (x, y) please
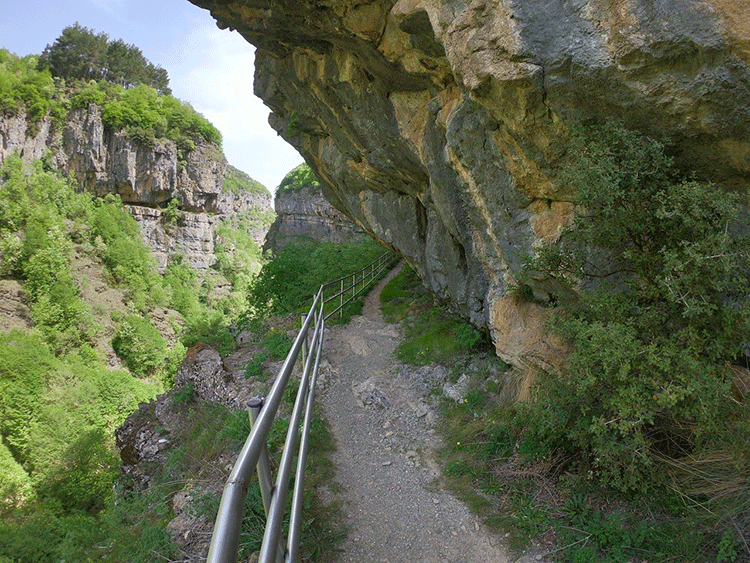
top-left (300, 313), bottom-right (308, 369)
top-left (247, 400), bottom-right (287, 563)
top-left (340, 278), bottom-right (344, 320)
top-left (247, 397), bottom-right (274, 516)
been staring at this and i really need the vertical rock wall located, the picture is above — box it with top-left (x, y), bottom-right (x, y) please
top-left (189, 0), bottom-right (750, 367)
top-left (0, 105), bottom-right (273, 273)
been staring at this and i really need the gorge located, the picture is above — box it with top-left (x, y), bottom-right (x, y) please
top-left (188, 0), bottom-right (750, 369)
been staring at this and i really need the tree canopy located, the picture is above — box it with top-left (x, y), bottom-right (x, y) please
top-left (37, 23), bottom-right (170, 95)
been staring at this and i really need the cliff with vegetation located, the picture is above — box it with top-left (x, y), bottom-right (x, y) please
top-left (0, 62), bottom-right (273, 273)
top-left (263, 163), bottom-right (365, 254)
top-left (0, 37), bottom-right (277, 562)
top-left (190, 0), bottom-right (750, 368)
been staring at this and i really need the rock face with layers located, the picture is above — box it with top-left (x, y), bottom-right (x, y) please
top-left (263, 182), bottom-right (365, 253)
top-left (190, 0), bottom-right (750, 368)
top-left (0, 106), bottom-right (273, 273)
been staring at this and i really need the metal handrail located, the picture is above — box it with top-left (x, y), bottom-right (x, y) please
top-left (206, 250), bottom-right (397, 563)
top-left (321, 251), bottom-right (398, 321)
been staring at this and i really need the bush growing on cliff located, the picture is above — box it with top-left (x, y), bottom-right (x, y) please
top-left (277, 162), bottom-right (320, 193)
top-left (522, 122), bottom-right (750, 495)
top-left (0, 50), bottom-right (63, 124)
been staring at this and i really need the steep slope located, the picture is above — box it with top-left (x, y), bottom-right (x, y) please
top-left (188, 0), bottom-right (750, 368)
top-left (0, 105), bottom-right (272, 273)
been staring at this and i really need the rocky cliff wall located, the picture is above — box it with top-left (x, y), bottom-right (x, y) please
top-left (0, 106), bottom-right (272, 272)
top-left (263, 183), bottom-right (365, 253)
top-left (190, 0), bottom-right (750, 368)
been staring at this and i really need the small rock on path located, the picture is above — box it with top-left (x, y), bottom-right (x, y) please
top-left (318, 262), bottom-right (508, 563)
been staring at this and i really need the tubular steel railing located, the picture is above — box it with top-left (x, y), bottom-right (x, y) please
top-left (206, 251), bottom-right (396, 563)
top-left (321, 251), bottom-right (399, 321)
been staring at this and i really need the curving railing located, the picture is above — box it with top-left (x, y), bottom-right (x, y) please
top-left (321, 250), bottom-right (399, 321)
top-left (206, 251), bottom-right (397, 563)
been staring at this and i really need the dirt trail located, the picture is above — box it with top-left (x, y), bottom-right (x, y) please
top-left (318, 263), bottom-right (509, 563)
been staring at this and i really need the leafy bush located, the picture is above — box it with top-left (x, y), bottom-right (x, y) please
top-left (248, 238), bottom-right (385, 317)
top-left (0, 51), bottom-right (60, 123)
top-left (0, 331), bottom-right (58, 464)
top-left (181, 310), bottom-right (237, 356)
top-left (111, 314), bottom-right (169, 378)
top-left (522, 122), bottom-right (750, 493)
top-left (277, 162), bottom-right (320, 192)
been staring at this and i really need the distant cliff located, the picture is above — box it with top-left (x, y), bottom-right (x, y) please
top-left (190, 0), bottom-right (750, 368)
top-left (0, 105), bottom-right (272, 272)
top-left (263, 163), bottom-right (364, 254)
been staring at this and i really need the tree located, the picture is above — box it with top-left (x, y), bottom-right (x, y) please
top-left (523, 122), bottom-right (750, 493)
top-left (38, 23), bottom-right (108, 82)
top-left (38, 23), bottom-right (171, 94)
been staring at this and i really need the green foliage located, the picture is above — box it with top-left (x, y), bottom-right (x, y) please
top-left (0, 436), bottom-right (33, 510)
top-left (277, 162), bottom-right (320, 192)
top-left (1, 38), bottom-right (218, 151)
top-left (101, 83), bottom-right (221, 148)
top-left (0, 51), bottom-right (60, 124)
top-left (0, 331), bottom-right (58, 464)
top-left (38, 23), bottom-right (170, 94)
top-left (397, 306), bottom-right (485, 365)
top-left (111, 314), bottom-right (169, 378)
top-left (522, 122), bottom-right (750, 494)
top-left (37, 428), bottom-right (119, 512)
top-left (248, 238), bottom-right (385, 318)
top-left (223, 164), bottom-right (269, 196)
top-left (213, 209), bottom-right (270, 316)
top-left (90, 195), bottom-right (163, 303)
top-left (181, 309), bottom-right (237, 356)
top-left (379, 263), bottom-right (423, 322)
top-left (162, 197), bottom-right (182, 225)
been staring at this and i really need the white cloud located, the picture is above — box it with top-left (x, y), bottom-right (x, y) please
top-left (167, 20), bottom-right (302, 190)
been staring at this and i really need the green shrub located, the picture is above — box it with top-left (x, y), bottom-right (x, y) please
top-left (111, 314), bottom-right (168, 378)
top-left (182, 310), bottom-right (237, 356)
top-left (397, 306), bottom-right (485, 365)
top-left (0, 331), bottom-right (57, 464)
top-left (0, 437), bottom-right (33, 511)
top-left (522, 122), bottom-right (750, 493)
top-left (248, 238), bottom-right (386, 317)
top-left (37, 428), bottom-right (119, 512)
top-left (277, 162), bottom-right (319, 192)
top-left (0, 509), bottom-right (64, 563)
top-left (0, 51), bottom-right (59, 123)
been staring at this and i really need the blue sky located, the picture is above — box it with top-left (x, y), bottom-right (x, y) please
top-left (0, 0), bottom-right (303, 192)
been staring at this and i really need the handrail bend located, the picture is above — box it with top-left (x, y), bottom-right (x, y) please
top-left (206, 251), bottom-right (396, 563)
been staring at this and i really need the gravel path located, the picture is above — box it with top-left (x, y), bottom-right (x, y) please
top-left (318, 263), bottom-right (509, 563)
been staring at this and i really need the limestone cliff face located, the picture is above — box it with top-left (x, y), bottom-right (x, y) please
top-left (0, 106), bottom-right (272, 273)
top-left (190, 0), bottom-right (750, 367)
top-left (263, 183), bottom-right (365, 254)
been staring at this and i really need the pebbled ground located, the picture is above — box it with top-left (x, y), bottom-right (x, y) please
top-left (317, 263), bottom-right (509, 563)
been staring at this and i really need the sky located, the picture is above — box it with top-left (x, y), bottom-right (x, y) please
top-left (0, 0), bottom-right (304, 193)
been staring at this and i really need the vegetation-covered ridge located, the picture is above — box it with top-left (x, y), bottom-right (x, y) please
top-left (0, 146), bottom-right (267, 560)
top-left (223, 164), bottom-right (270, 196)
top-left (0, 28), bottom-right (221, 152)
top-left (277, 162), bottom-right (320, 193)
